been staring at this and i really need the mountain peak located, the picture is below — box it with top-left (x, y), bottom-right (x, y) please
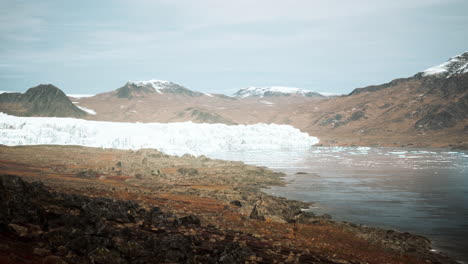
top-left (0, 84), bottom-right (87, 117)
top-left (233, 86), bottom-right (324, 98)
top-left (421, 52), bottom-right (468, 78)
top-left (23, 84), bottom-right (65, 100)
top-left (126, 79), bottom-right (174, 93)
top-left (117, 79), bottom-right (203, 99)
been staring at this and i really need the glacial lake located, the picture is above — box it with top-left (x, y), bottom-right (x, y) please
top-left (210, 147), bottom-right (468, 263)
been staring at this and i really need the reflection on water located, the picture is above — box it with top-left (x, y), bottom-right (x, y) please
top-left (209, 147), bottom-right (468, 262)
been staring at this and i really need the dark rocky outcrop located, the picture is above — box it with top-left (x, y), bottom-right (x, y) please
top-left (0, 84), bottom-right (86, 117)
top-left (177, 107), bottom-right (238, 125)
top-left (415, 94), bottom-right (468, 130)
top-left (0, 175), bottom-right (259, 264)
top-left (320, 110), bottom-right (366, 128)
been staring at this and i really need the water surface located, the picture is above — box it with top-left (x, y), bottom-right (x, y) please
top-left (210, 147), bottom-right (468, 263)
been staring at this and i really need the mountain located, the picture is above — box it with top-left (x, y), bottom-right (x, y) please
top-left (290, 52), bottom-right (468, 147)
top-left (116, 80), bottom-right (203, 99)
top-left (350, 52), bottom-right (468, 96)
top-left (233, 86), bottom-right (324, 98)
top-left (0, 84), bottom-right (87, 118)
top-left (5, 53), bottom-right (464, 148)
top-left (73, 52), bottom-right (467, 147)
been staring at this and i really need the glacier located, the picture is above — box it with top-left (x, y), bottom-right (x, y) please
top-left (0, 113), bottom-right (319, 156)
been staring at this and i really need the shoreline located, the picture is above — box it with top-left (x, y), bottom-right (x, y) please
top-left (263, 163), bottom-right (467, 264)
top-left (0, 144), bottom-right (461, 263)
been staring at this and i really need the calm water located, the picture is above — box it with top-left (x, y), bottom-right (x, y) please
top-left (210, 147), bottom-right (468, 263)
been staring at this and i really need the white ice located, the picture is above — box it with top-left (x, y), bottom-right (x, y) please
top-left (0, 113), bottom-right (319, 156)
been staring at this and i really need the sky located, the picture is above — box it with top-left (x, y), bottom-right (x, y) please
top-left (1, 0), bottom-right (467, 95)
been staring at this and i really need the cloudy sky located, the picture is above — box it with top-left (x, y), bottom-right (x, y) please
top-left (1, 0), bottom-right (467, 95)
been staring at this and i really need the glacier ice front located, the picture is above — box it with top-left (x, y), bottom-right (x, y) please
top-left (0, 113), bottom-right (319, 156)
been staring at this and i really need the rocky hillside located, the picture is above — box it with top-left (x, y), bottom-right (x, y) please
top-left (291, 52), bottom-right (468, 147)
top-left (0, 84), bottom-right (87, 118)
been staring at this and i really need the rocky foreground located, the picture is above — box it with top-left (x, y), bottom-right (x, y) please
top-left (0, 145), bottom-right (458, 264)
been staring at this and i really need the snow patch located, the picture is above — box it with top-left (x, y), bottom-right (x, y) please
top-left (76, 105), bottom-right (96, 115)
top-left (422, 52), bottom-right (468, 78)
top-left (259, 100), bottom-right (274, 105)
top-left (0, 90), bottom-right (17, 94)
top-left (128, 79), bottom-right (176, 93)
top-left (0, 113), bottom-right (319, 156)
top-left (67, 94), bottom-right (95, 98)
top-left (234, 86), bottom-right (322, 98)
top-left (72, 102), bottom-right (96, 115)
top-left (318, 92), bottom-right (344, 97)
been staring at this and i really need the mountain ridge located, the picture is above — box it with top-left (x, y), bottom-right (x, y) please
top-left (1, 52), bottom-right (466, 148)
top-left (349, 52), bottom-right (468, 96)
top-left (233, 86), bottom-right (325, 98)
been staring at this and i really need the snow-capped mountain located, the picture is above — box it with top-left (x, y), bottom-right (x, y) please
top-left (127, 80), bottom-right (184, 94)
top-left (233, 86), bottom-right (324, 98)
top-left (422, 52), bottom-right (468, 78)
top-left (116, 79), bottom-right (203, 98)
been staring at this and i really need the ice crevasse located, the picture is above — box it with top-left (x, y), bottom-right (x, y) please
top-left (0, 113), bottom-right (319, 156)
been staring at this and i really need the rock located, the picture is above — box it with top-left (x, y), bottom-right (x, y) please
top-left (8, 223), bottom-right (28, 237)
top-left (350, 110), bottom-right (365, 121)
top-left (145, 207), bottom-right (167, 226)
top-left (249, 205), bottom-right (265, 221)
top-left (33, 247), bottom-right (51, 257)
top-left (42, 255), bottom-right (67, 264)
top-left (173, 215), bottom-right (201, 227)
top-left (177, 168), bottom-right (199, 176)
top-left (75, 169), bottom-right (98, 179)
top-left (320, 214), bottom-right (332, 220)
top-left (57, 246), bottom-right (69, 256)
top-left (150, 233), bottom-right (194, 263)
top-left (117, 241), bottom-right (146, 259)
top-left (229, 200), bottom-right (242, 207)
top-left (67, 236), bottom-right (112, 255)
top-left (219, 243), bottom-right (253, 264)
top-left (88, 247), bottom-right (126, 264)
